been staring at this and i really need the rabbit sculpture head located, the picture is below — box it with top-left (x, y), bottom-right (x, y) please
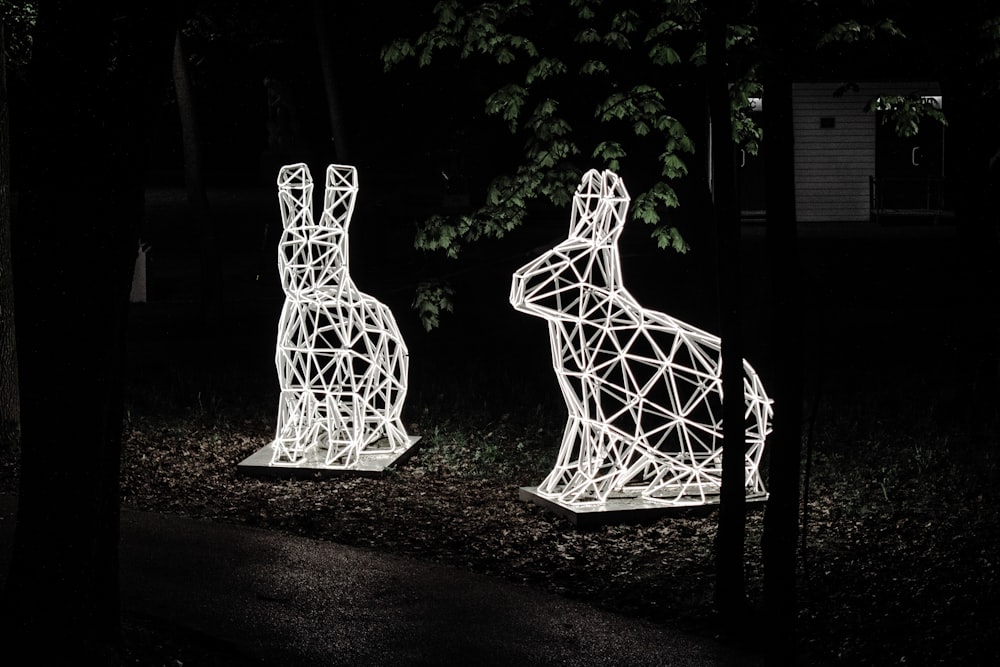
top-left (510, 169), bottom-right (629, 323)
top-left (277, 162), bottom-right (358, 296)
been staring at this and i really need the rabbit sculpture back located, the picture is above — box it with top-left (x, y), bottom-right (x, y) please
top-left (510, 169), bottom-right (771, 506)
top-left (271, 163), bottom-right (410, 468)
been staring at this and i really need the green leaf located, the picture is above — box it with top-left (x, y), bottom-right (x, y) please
top-left (509, 36), bottom-right (539, 58)
top-left (496, 47), bottom-right (515, 64)
top-left (596, 92), bottom-right (631, 121)
top-left (432, 0), bottom-right (459, 25)
top-left (632, 193), bottom-right (661, 224)
top-left (817, 20), bottom-right (896, 47)
top-left (604, 31), bottom-right (631, 50)
top-left (579, 59), bottom-right (609, 76)
top-left (485, 84), bottom-right (528, 131)
top-left (592, 141), bottom-right (626, 161)
top-left (570, 0), bottom-right (599, 20)
top-left (412, 281), bottom-right (456, 332)
top-left (414, 215), bottom-right (463, 258)
top-left (660, 152), bottom-right (688, 179)
top-left (525, 57), bottom-right (567, 85)
top-left (648, 44), bottom-right (681, 66)
top-left (650, 225), bottom-right (689, 253)
top-left (635, 184), bottom-right (686, 242)
top-left (611, 10), bottom-right (640, 34)
top-left (380, 40), bottom-right (416, 69)
top-left (689, 42), bottom-right (706, 66)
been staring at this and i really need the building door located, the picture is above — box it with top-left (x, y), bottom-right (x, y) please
top-left (737, 99), bottom-right (766, 221)
top-left (873, 98), bottom-right (947, 220)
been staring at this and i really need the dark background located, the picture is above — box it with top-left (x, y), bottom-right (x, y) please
top-left (3, 3), bottom-right (998, 664)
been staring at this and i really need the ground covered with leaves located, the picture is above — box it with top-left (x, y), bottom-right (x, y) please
top-left (106, 377), bottom-right (999, 666)
top-left (3, 354), bottom-right (995, 664)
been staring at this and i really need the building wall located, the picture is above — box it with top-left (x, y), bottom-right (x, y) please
top-left (792, 81), bottom-right (941, 222)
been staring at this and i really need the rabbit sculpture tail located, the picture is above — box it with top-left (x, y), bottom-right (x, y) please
top-left (511, 169), bottom-right (772, 506)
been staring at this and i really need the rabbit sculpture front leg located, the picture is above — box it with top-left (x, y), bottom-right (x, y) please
top-left (271, 163), bottom-right (411, 468)
top-left (511, 168), bottom-right (772, 506)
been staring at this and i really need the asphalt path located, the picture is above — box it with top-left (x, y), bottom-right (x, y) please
top-left (0, 495), bottom-right (757, 666)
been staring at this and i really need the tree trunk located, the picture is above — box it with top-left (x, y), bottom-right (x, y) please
top-left (944, 77), bottom-right (1000, 427)
top-left (1, 4), bottom-right (172, 661)
top-left (312, 0), bottom-right (349, 163)
top-left (173, 28), bottom-right (223, 340)
top-left (759, 0), bottom-right (804, 662)
top-left (0, 24), bottom-right (20, 451)
top-left (707, 0), bottom-right (749, 631)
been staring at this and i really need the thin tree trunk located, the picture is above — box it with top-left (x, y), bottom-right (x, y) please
top-left (760, 0), bottom-right (804, 661)
top-left (708, 0), bottom-right (749, 631)
top-left (173, 29), bottom-right (223, 338)
top-left (946, 79), bottom-right (1000, 426)
top-left (0, 23), bottom-right (20, 450)
top-left (312, 0), bottom-right (349, 163)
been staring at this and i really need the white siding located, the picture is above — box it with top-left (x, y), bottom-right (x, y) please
top-left (792, 81), bottom-right (940, 222)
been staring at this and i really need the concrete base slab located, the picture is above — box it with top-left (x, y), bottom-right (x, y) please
top-left (519, 486), bottom-right (768, 529)
top-left (237, 436), bottom-right (422, 479)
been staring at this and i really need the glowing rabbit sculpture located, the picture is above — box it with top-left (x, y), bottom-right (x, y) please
top-left (510, 169), bottom-right (772, 506)
top-left (271, 163), bottom-right (411, 468)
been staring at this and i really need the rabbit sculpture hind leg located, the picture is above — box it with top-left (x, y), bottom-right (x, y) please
top-left (352, 294), bottom-right (410, 454)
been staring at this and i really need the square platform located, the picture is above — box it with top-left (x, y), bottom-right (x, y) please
top-left (237, 436), bottom-right (422, 479)
top-left (519, 486), bottom-right (768, 529)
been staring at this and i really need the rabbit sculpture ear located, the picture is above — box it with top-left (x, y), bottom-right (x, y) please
top-left (570, 169), bottom-right (607, 238)
top-left (278, 162), bottom-right (315, 229)
top-left (325, 163), bottom-right (357, 190)
top-left (596, 169), bottom-right (630, 241)
top-left (321, 164), bottom-right (359, 230)
top-left (278, 162), bottom-right (313, 189)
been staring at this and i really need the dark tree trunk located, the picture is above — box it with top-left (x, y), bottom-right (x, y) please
top-left (707, 0), bottom-right (749, 631)
top-left (173, 28), bottom-right (223, 340)
top-left (759, 77), bottom-right (802, 664)
top-left (759, 0), bottom-right (804, 662)
top-left (0, 24), bottom-right (19, 451)
top-left (1, 4), bottom-right (172, 662)
top-left (312, 0), bottom-right (349, 163)
top-left (944, 77), bottom-right (1000, 427)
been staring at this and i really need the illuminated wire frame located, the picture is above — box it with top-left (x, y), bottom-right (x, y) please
top-left (510, 169), bottom-right (772, 507)
top-left (270, 163), bottom-right (412, 468)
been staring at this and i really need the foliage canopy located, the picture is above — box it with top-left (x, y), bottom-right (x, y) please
top-left (381, 0), bottom-right (934, 330)
top-left (382, 0), bottom-right (721, 264)
top-left (383, 0), bottom-right (773, 328)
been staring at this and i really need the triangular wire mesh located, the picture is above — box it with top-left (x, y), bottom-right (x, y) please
top-left (270, 163), bottom-right (412, 469)
top-left (510, 169), bottom-right (772, 507)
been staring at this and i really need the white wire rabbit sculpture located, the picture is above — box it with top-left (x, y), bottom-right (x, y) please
top-left (510, 169), bottom-right (772, 506)
top-left (271, 163), bottom-right (411, 468)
